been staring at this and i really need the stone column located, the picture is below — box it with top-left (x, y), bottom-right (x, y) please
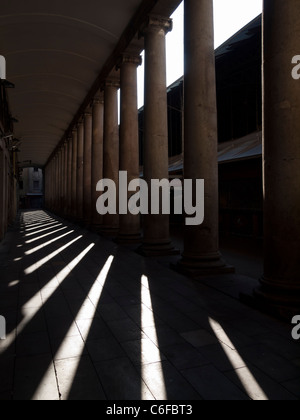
top-left (63, 141), bottom-right (68, 217)
top-left (83, 110), bottom-right (93, 226)
top-left (51, 159), bottom-right (55, 212)
top-left (63, 140), bottom-right (68, 218)
top-left (61, 147), bottom-right (65, 215)
top-left (254, 0), bottom-right (300, 318)
top-left (178, 0), bottom-right (233, 275)
top-left (51, 157), bottom-right (55, 212)
top-left (54, 154), bottom-right (59, 213)
top-left (139, 15), bottom-right (178, 256)
top-left (101, 79), bottom-right (120, 235)
top-left (60, 146), bottom-right (65, 216)
top-left (76, 120), bottom-right (84, 223)
top-left (91, 96), bottom-right (104, 231)
top-left (71, 128), bottom-right (78, 220)
top-left (67, 136), bottom-right (73, 218)
top-left (116, 53), bottom-right (142, 244)
top-left (49, 160), bottom-right (53, 211)
top-left (45, 162), bottom-right (51, 210)
top-left (58, 149), bottom-right (62, 215)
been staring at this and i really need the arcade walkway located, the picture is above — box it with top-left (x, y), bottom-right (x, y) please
top-left (0, 210), bottom-right (299, 400)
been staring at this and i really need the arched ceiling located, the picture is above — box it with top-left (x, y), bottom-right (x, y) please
top-left (0, 0), bottom-right (148, 167)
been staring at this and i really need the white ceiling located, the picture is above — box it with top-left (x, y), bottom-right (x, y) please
top-left (0, 0), bottom-right (144, 166)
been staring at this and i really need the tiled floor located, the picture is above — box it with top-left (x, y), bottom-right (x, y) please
top-left (0, 210), bottom-right (299, 400)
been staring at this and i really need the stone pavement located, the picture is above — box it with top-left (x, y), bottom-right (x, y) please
top-left (0, 210), bottom-right (299, 400)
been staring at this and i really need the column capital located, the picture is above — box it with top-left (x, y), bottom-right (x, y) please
top-left (83, 108), bottom-right (92, 117)
top-left (139, 15), bottom-right (173, 38)
top-left (101, 78), bottom-right (120, 91)
top-left (92, 94), bottom-right (104, 106)
top-left (77, 117), bottom-right (84, 127)
top-left (116, 53), bottom-right (142, 70)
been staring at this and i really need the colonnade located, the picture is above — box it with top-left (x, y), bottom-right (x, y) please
top-left (44, 0), bottom-right (300, 318)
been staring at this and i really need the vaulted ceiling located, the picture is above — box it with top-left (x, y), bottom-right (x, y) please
top-left (0, 0), bottom-right (181, 167)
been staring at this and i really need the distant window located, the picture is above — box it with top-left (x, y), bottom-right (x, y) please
top-left (34, 167), bottom-right (39, 172)
top-left (33, 181), bottom-right (39, 190)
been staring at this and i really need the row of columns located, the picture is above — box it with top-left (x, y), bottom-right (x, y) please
top-left (45, 14), bottom-right (184, 256)
top-left (44, 2), bottom-right (241, 267)
top-left (44, 0), bottom-right (300, 318)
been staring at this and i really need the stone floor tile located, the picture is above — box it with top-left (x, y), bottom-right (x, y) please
top-left (52, 335), bottom-right (87, 361)
top-left (125, 304), bottom-right (165, 329)
top-left (228, 318), bottom-right (272, 337)
top-left (197, 344), bottom-right (246, 372)
top-left (16, 307), bottom-right (47, 335)
top-left (160, 313), bottom-right (201, 334)
top-left (46, 316), bottom-right (80, 340)
top-left (43, 301), bottom-right (73, 319)
top-left (162, 343), bottom-right (209, 370)
top-left (0, 391), bottom-right (12, 400)
top-left (181, 329), bottom-right (219, 348)
top-left (225, 365), bottom-right (298, 400)
top-left (281, 378), bottom-right (300, 399)
top-left (181, 365), bottom-right (249, 400)
top-left (96, 302), bottom-right (128, 322)
top-left (122, 338), bottom-right (166, 366)
top-left (69, 299), bottom-right (99, 321)
top-left (253, 332), bottom-right (300, 361)
top-left (107, 318), bottom-right (146, 343)
top-left (0, 356), bottom-right (15, 393)
top-left (292, 358), bottom-right (300, 368)
top-left (242, 344), bottom-right (300, 383)
top-left (55, 356), bottom-right (106, 400)
top-left (14, 354), bottom-right (59, 400)
top-left (19, 293), bottom-right (43, 309)
top-left (86, 336), bottom-right (126, 362)
top-left (16, 331), bottom-right (51, 357)
top-left (94, 357), bottom-right (154, 400)
top-left (76, 317), bottom-right (112, 342)
top-left (143, 325), bottom-right (185, 348)
top-left (141, 361), bottom-right (202, 400)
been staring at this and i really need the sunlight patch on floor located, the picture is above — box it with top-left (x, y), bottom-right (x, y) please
top-left (47, 255), bottom-right (114, 400)
top-left (209, 318), bottom-right (269, 400)
top-left (24, 223), bottom-right (63, 237)
top-left (25, 230), bottom-right (75, 256)
top-left (24, 235), bottom-right (82, 275)
top-left (25, 227), bottom-right (68, 244)
top-left (1, 243), bottom-right (96, 356)
top-left (141, 275), bottom-right (167, 400)
top-left (24, 220), bottom-right (59, 233)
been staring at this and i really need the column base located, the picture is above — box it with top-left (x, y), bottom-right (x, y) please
top-left (240, 277), bottom-right (300, 322)
top-left (115, 232), bottom-right (142, 245)
top-left (90, 223), bottom-right (103, 234)
top-left (176, 252), bottom-right (235, 277)
top-left (137, 241), bottom-right (180, 257)
top-left (100, 226), bottom-right (119, 238)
